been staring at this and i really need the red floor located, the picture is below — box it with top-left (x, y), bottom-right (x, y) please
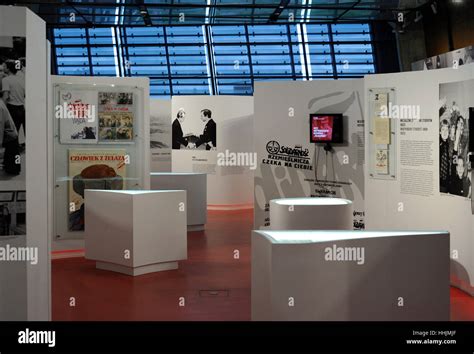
top-left (52, 209), bottom-right (474, 321)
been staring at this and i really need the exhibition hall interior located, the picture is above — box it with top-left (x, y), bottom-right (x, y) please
top-left (1, 0), bottom-right (474, 322)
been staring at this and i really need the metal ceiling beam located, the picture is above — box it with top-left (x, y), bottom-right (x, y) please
top-left (268, 0), bottom-right (291, 22)
top-left (8, 0), bottom-right (426, 12)
top-left (64, 0), bottom-right (93, 26)
top-left (7, 0), bottom-right (434, 27)
top-left (44, 20), bottom-right (400, 28)
top-left (335, 0), bottom-right (362, 22)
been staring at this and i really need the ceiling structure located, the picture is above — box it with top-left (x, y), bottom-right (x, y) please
top-left (4, 0), bottom-right (434, 27)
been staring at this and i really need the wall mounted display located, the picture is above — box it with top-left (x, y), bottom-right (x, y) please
top-left (309, 114), bottom-right (343, 144)
top-left (439, 81), bottom-right (472, 199)
top-left (58, 90), bottom-right (136, 145)
top-left (367, 88), bottom-right (397, 180)
top-left (58, 90), bottom-right (98, 144)
top-left (98, 92), bottom-right (135, 143)
top-left (364, 67), bottom-right (474, 297)
top-left (172, 103), bottom-right (218, 175)
top-left (67, 149), bottom-right (127, 231)
top-left (52, 76), bottom-right (150, 242)
top-left (171, 96), bottom-right (254, 206)
top-left (254, 81), bottom-right (365, 230)
top-left (172, 104), bottom-right (216, 173)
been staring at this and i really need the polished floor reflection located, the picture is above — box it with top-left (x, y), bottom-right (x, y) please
top-left (52, 209), bottom-right (474, 321)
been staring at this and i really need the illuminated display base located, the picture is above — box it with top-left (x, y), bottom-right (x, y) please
top-left (251, 230), bottom-right (450, 321)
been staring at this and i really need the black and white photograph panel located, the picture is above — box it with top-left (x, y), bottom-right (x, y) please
top-left (0, 36), bottom-right (25, 182)
top-left (0, 190), bottom-right (25, 237)
top-left (172, 108), bottom-right (217, 151)
top-left (439, 80), bottom-right (472, 198)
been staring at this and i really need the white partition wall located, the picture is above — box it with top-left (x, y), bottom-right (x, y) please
top-left (150, 98), bottom-right (171, 172)
top-left (171, 96), bottom-right (254, 207)
top-left (254, 80), bottom-right (366, 230)
top-left (50, 76), bottom-right (150, 251)
top-left (364, 66), bottom-right (474, 295)
top-left (0, 6), bottom-right (50, 320)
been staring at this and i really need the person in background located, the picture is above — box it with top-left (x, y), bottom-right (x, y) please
top-left (17, 57), bottom-right (25, 79)
top-left (452, 115), bottom-right (467, 161)
top-left (194, 109), bottom-right (216, 151)
top-left (0, 97), bottom-right (20, 175)
top-left (0, 57), bottom-right (7, 93)
top-left (0, 203), bottom-right (11, 236)
top-left (439, 118), bottom-right (450, 193)
top-left (172, 109), bottom-right (188, 149)
top-left (449, 156), bottom-right (471, 198)
top-left (2, 60), bottom-right (25, 138)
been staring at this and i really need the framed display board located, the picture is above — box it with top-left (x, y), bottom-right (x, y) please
top-left (367, 88), bottom-right (397, 180)
top-left (52, 77), bottom-right (150, 240)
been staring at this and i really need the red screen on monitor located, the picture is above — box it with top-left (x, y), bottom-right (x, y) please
top-left (311, 115), bottom-right (333, 142)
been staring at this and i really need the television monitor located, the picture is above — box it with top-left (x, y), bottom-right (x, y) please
top-left (309, 114), bottom-right (343, 144)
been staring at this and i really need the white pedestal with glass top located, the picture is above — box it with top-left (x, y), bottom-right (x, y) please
top-left (269, 197), bottom-right (353, 230)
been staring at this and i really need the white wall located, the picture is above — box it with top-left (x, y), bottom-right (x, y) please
top-left (150, 98), bottom-right (172, 172)
top-left (0, 6), bottom-right (50, 320)
top-left (171, 96), bottom-right (254, 207)
top-left (364, 65), bottom-right (474, 295)
top-left (254, 80), bottom-right (366, 230)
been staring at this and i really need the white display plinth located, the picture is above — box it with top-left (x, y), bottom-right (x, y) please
top-left (84, 189), bottom-right (187, 276)
top-left (252, 230), bottom-right (450, 321)
top-left (269, 197), bottom-right (353, 230)
top-left (150, 172), bottom-right (207, 231)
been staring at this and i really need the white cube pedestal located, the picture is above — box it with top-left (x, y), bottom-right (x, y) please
top-left (269, 197), bottom-right (353, 230)
top-left (84, 190), bottom-right (187, 276)
top-left (150, 173), bottom-right (207, 231)
top-left (252, 230), bottom-right (450, 321)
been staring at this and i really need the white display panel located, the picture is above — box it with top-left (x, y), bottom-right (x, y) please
top-left (51, 76), bottom-right (150, 242)
top-left (253, 80), bottom-right (366, 230)
top-left (171, 96), bottom-right (254, 207)
top-left (0, 6), bottom-right (50, 320)
top-left (367, 88), bottom-right (397, 180)
top-left (364, 66), bottom-right (474, 296)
